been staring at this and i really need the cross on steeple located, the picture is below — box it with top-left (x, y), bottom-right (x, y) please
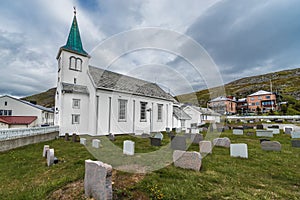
top-left (73, 6), bottom-right (76, 16)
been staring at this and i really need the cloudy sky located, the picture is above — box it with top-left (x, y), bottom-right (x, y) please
top-left (1, 0), bottom-right (300, 97)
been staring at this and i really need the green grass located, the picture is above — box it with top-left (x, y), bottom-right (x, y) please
top-left (0, 130), bottom-right (300, 199)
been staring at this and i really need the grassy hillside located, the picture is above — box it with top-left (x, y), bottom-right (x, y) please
top-left (176, 68), bottom-right (300, 114)
top-left (22, 88), bottom-right (56, 108)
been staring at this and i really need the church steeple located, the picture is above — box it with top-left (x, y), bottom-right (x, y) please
top-left (59, 8), bottom-right (88, 57)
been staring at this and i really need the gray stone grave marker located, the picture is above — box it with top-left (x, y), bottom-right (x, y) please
top-left (199, 141), bottom-right (212, 155)
top-left (191, 134), bottom-right (203, 144)
top-left (291, 131), bottom-right (300, 139)
top-left (43, 145), bottom-right (49, 158)
top-left (213, 137), bottom-right (231, 148)
top-left (256, 130), bottom-right (273, 137)
top-left (261, 141), bottom-right (281, 151)
top-left (92, 139), bottom-right (100, 148)
top-left (65, 133), bottom-right (69, 141)
top-left (173, 150), bottom-right (202, 171)
top-left (291, 140), bottom-right (300, 148)
top-left (84, 160), bottom-right (112, 200)
top-left (154, 132), bottom-right (163, 140)
top-left (171, 136), bottom-right (186, 150)
top-left (80, 138), bottom-right (87, 145)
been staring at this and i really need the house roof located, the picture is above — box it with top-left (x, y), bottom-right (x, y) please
top-left (62, 82), bottom-right (89, 95)
top-left (209, 96), bottom-right (234, 102)
top-left (183, 105), bottom-right (221, 116)
top-left (59, 12), bottom-right (88, 57)
top-left (0, 95), bottom-right (53, 112)
top-left (173, 107), bottom-right (192, 120)
top-left (89, 66), bottom-right (175, 101)
top-left (248, 90), bottom-right (272, 97)
top-left (0, 116), bottom-right (37, 125)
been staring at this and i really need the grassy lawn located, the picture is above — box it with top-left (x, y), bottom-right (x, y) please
top-left (0, 129), bottom-right (299, 199)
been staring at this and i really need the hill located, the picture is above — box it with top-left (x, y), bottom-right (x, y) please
top-left (176, 68), bottom-right (300, 114)
top-left (22, 88), bottom-right (56, 108)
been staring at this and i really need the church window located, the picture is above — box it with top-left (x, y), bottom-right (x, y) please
top-left (4, 101), bottom-right (7, 106)
top-left (69, 56), bottom-right (82, 71)
top-left (140, 102), bottom-right (147, 122)
top-left (157, 104), bottom-right (163, 121)
top-left (72, 114), bottom-right (80, 124)
top-left (73, 99), bottom-right (80, 109)
top-left (74, 78), bottom-right (77, 84)
top-left (118, 99), bottom-right (127, 121)
top-left (70, 56), bottom-right (76, 69)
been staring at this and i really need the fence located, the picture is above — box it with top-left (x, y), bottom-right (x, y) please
top-left (0, 126), bottom-right (59, 140)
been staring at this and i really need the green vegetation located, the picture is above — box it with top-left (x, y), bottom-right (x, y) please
top-left (22, 88), bottom-right (56, 108)
top-left (0, 130), bottom-right (300, 199)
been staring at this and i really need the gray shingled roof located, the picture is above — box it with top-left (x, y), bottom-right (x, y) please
top-left (89, 66), bottom-right (175, 101)
top-left (173, 107), bottom-right (192, 120)
top-left (62, 82), bottom-right (89, 95)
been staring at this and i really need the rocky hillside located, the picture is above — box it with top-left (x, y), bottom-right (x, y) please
top-left (22, 88), bottom-right (56, 108)
top-left (176, 68), bottom-right (300, 113)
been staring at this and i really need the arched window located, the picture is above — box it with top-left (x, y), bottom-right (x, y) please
top-left (69, 56), bottom-right (76, 70)
top-left (69, 56), bottom-right (82, 71)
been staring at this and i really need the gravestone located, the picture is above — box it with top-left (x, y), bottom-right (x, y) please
top-left (92, 139), bottom-right (100, 148)
top-left (123, 140), bottom-right (134, 155)
top-left (259, 138), bottom-right (270, 143)
top-left (47, 148), bottom-right (55, 167)
top-left (173, 150), bottom-right (202, 171)
top-left (65, 133), bottom-right (69, 141)
top-left (256, 130), bottom-right (273, 137)
top-left (261, 141), bottom-right (281, 151)
top-left (171, 136), bottom-right (187, 150)
top-left (291, 132), bottom-right (300, 139)
top-left (256, 124), bottom-right (264, 129)
top-left (267, 127), bottom-right (280, 134)
top-left (167, 132), bottom-right (175, 138)
top-left (150, 137), bottom-right (161, 146)
top-left (191, 134), bottom-right (203, 144)
top-left (283, 126), bottom-right (293, 134)
top-left (185, 129), bottom-right (190, 134)
top-left (233, 129), bottom-right (244, 135)
top-left (42, 145), bottom-right (49, 158)
top-left (213, 137), bottom-right (231, 148)
top-left (80, 138), bottom-right (87, 145)
top-left (175, 128), bottom-right (182, 133)
top-left (199, 141), bottom-right (212, 155)
top-left (154, 132), bottom-right (163, 140)
top-left (230, 144), bottom-right (248, 158)
top-left (202, 127), bottom-right (208, 132)
top-left (72, 133), bottom-right (78, 142)
top-left (246, 132), bottom-right (255, 136)
top-left (84, 160), bottom-right (112, 200)
top-left (108, 133), bottom-right (115, 141)
top-left (291, 140), bottom-right (300, 148)
top-left (166, 127), bottom-right (170, 133)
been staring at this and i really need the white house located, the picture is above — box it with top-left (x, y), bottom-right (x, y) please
top-left (172, 106), bottom-right (192, 130)
top-left (183, 105), bottom-right (221, 128)
top-left (0, 95), bottom-right (54, 127)
top-left (55, 11), bottom-right (175, 136)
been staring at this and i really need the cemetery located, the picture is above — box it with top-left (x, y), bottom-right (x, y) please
top-left (0, 123), bottom-right (299, 199)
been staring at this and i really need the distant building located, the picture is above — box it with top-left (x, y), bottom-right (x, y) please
top-left (0, 95), bottom-right (54, 128)
top-left (172, 106), bottom-right (191, 130)
top-left (247, 90), bottom-right (276, 113)
top-left (236, 98), bottom-right (248, 114)
top-left (208, 96), bottom-right (237, 115)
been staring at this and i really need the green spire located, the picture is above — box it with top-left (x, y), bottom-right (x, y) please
top-left (62, 9), bottom-right (88, 56)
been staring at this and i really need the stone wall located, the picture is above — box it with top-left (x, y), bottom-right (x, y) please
top-left (0, 131), bottom-right (58, 152)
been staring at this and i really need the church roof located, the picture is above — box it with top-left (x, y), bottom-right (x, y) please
top-left (60, 13), bottom-right (88, 57)
top-left (88, 66), bottom-right (175, 101)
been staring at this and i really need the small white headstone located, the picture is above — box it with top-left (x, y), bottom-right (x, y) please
top-left (80, 138), bottom-right (87, 145)
top-left (256, 130), bottom-right (273, 137)
top-left (92, 139), bottom-right (100, 148)
top-left (154, 132), bottom-right (164, 140)
top-left (291, 131), bottom-right (300, 139)
top-left (230, 144), bottom-right (248, 158)
top-left (123, 140), bottom-right (135, 156)
top-left (233, 129), bottom-right (243, 135)
top-left (267, 128), bottom-right (280, 134)
top-left (47, 148), bottom-right (55, 166)
top-left (191, 128), bottom-right (199, 134)
top-left (43, 145), bottom-right (49, 157)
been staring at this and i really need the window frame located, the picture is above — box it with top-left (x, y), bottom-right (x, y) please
top-left (118, 99), bottom-right (127, 122)
top-left (72, 99), bottom-right (80, 109)
top-left (69, 56), bottom-right (82, 71)
top-left (157, 104), bottom-right (163, 122)
top-left (72, 114), bottom-right (80, 124)
top-left (140, 101), bottom-right (147, 122)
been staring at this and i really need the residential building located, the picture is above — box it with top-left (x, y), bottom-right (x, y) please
top-left (0, 95), bottom-right (54, 127)
top-left (55, 11), bottom-right (175, 135)
top-left (172, 106), bottom-right (191, 130)
top-left (247, 90), bottom-right (276, 113)
top-left (236, 98), bottom-right (248, 115)
top-left (0, 116), bottom-right (37, 129)
top-left (208, 96), bottom-right (237, 115)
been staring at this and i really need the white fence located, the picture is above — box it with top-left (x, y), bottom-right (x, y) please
top-left (0, 126), bottom-right (59, 140)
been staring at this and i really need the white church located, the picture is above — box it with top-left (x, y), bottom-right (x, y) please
top-left (54, 11), bottom-right (176, 136)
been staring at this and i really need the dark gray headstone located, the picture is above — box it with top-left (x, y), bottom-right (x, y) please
top-left (261, 141), bottom-right (281, 151)
top-left (291, 140), bottom-right (300, 148)
top-left (150, 137), bottom-right (161, 146)
top-left (171, 136), bottom-right (187, 150)
top-left (256, 124), bottom-right (264, 130)
top-left (72, 133), bottom-right (78, 142)
top-left (213, 137), bottom-right (231, 148)
top-left (65, 133), bottom-right (69, 141)
top-left (191, 134), bottom-right (203, 144)
top-left (107, 133), bottom-right (115, 141)
top-left (285, 128), bottom-right (292, 134)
